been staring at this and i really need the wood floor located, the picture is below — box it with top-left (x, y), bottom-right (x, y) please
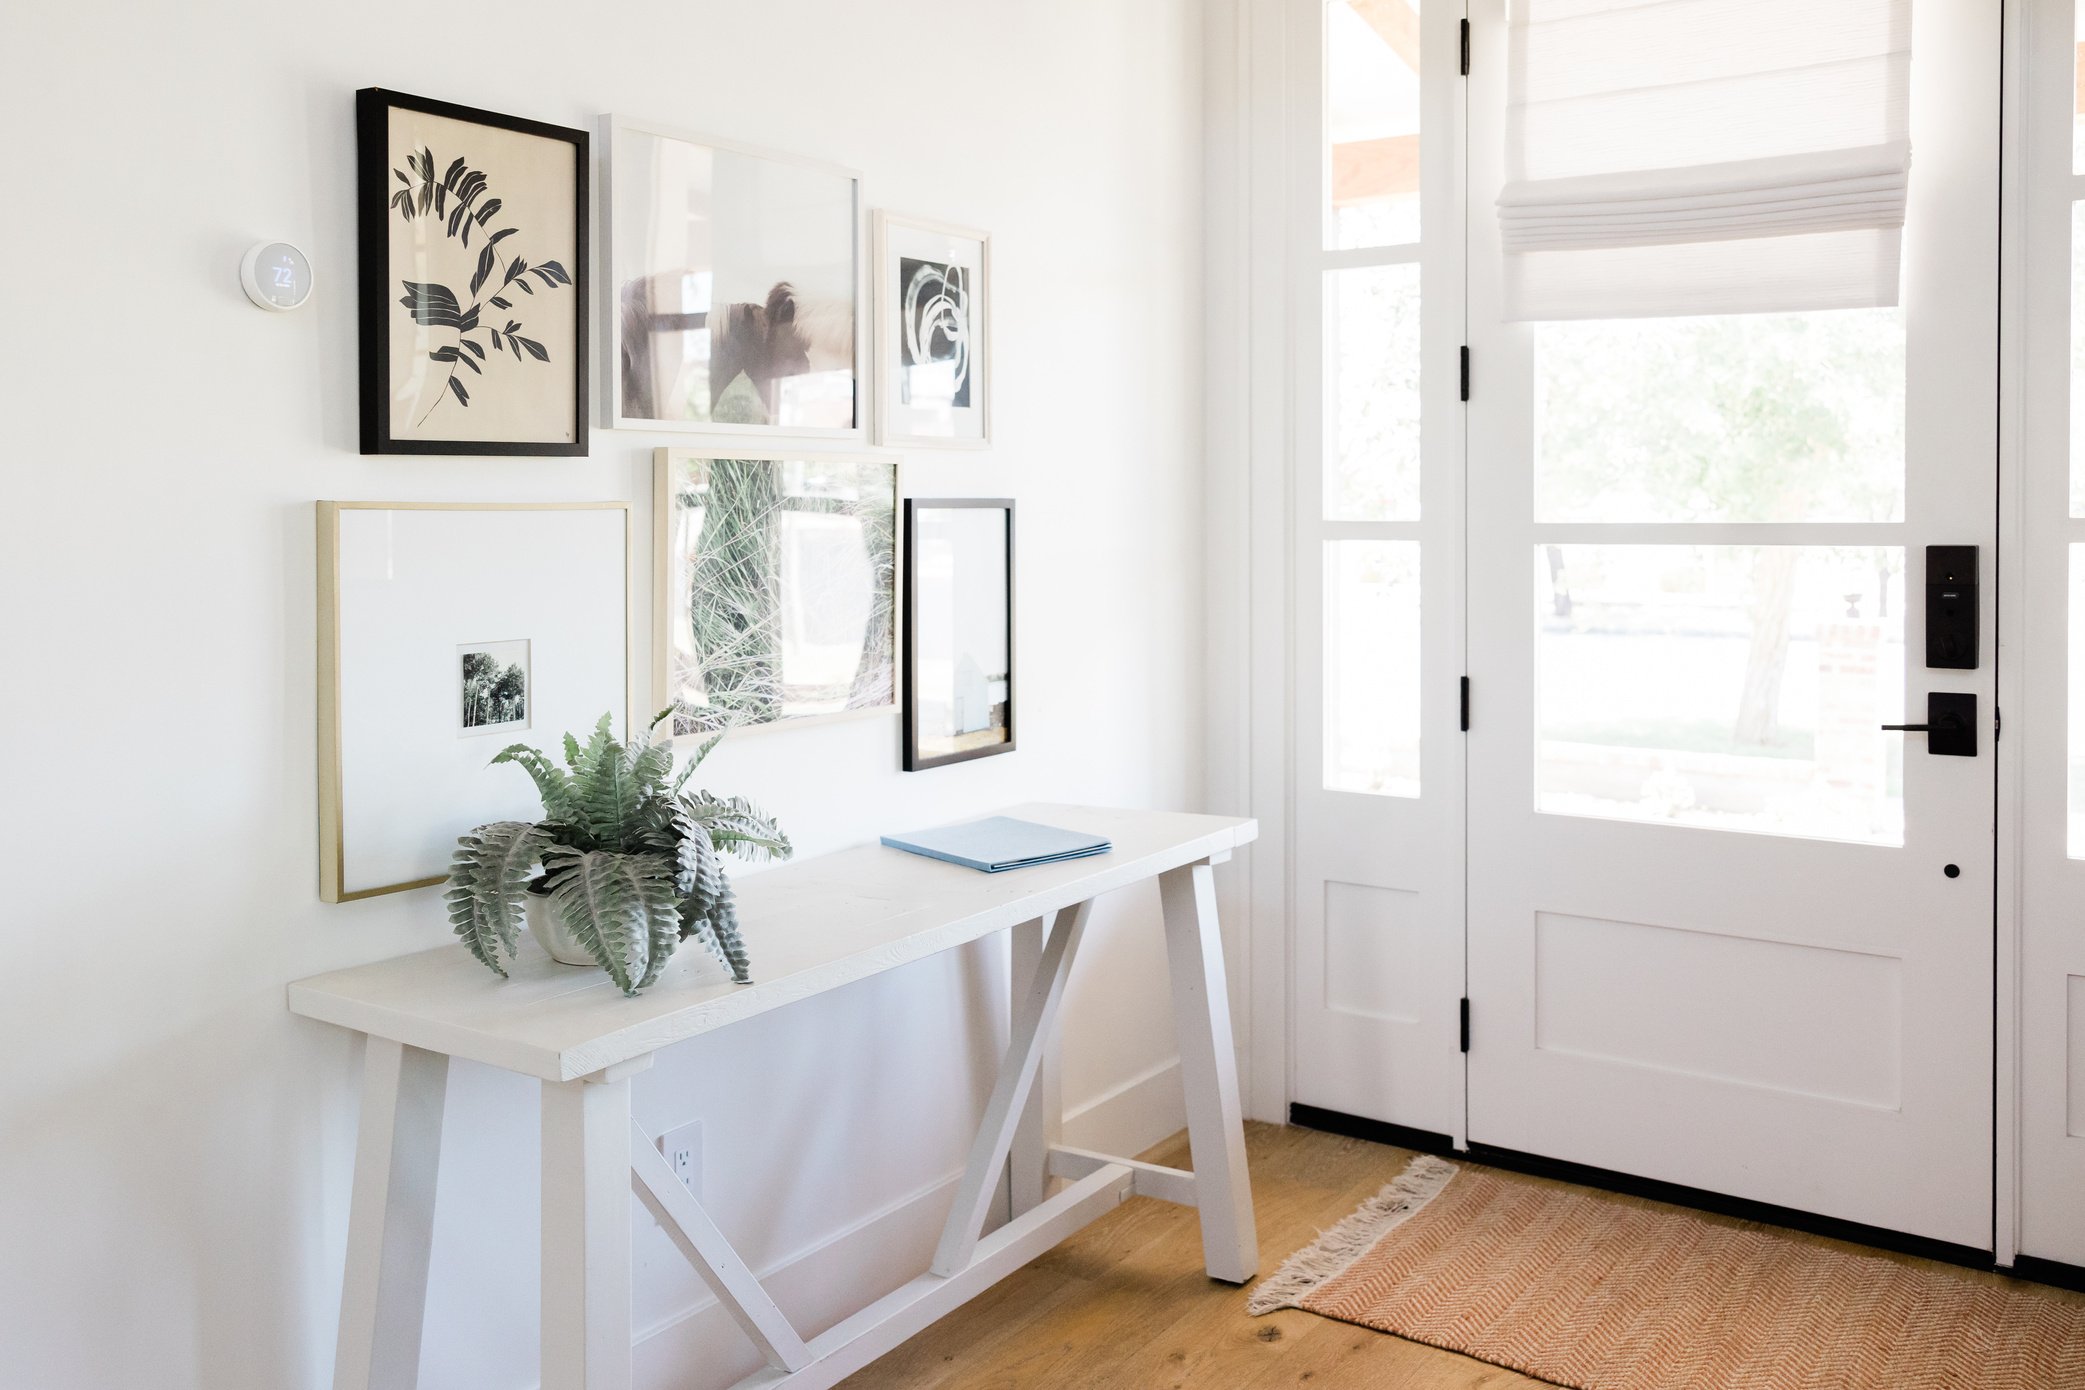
top-left (836, 1121), bottom-right (2082, 1390)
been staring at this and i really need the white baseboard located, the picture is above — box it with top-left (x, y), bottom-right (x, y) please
top-left (626, 1058), bottom-right (1186, 1390)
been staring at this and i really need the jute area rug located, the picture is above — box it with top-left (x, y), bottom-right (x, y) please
top-left (1248, 1155), bottom-right (2085, 1389)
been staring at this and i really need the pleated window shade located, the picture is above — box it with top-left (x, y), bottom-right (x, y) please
top-left (1500, 0), bottom-right (1912, 321)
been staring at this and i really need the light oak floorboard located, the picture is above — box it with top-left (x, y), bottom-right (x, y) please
top-left (838, 1122), bottom-right (2084, 1390)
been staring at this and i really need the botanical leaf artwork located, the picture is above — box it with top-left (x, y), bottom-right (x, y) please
top-left (662, 457), bottom-right (896, 737)
top-left (388, 145), bottom-right (570, 424)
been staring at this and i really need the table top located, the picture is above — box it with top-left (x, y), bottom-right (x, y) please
top-left (288, 804), bottom-right (1256, 1081)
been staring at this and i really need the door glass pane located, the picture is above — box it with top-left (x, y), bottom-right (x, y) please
top-left (1328, 264), bottom-right (1421, 520)
top-left (2074, 9), bottom-right (2085, 173)
top-left (1534, 311), bottom-right (1905, 523)
top-left (1537, 545), bottom-right (1905, 844)
top-left (1328, 0), bottom-right (1421, 249)
top-left (2070, 546), bottom-right (2085, 857)
top-left (2072, 202), bottom-right (2085, 516)
top-left (1326, 540), bottom-right (1420, 796)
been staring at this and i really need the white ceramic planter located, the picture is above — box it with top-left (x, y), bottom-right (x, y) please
top-left (525, 891), bottom-right (595, 967)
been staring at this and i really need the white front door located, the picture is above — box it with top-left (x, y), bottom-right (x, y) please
top-left (1462, 0), bottom-right (2000, 1250)
top-left (1287, 0), bottom-right (1469, 1142)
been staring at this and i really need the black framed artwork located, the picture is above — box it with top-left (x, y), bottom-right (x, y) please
top-left (903, 498), bottom-right (1014, 771)
top-left (357, 89), bottom-right (589, 455)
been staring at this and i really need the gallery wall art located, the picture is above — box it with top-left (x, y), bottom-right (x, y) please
top-left (357, 89), bottom-right (589, 455)
top-left (606, 117), bottom-right (862, 436)
top-left (317, 501), bottom-right (630, 901)
top-left (654, 448), bottom-right (896, 737)
top-left (875, 213), bottom-right (990, 447)
top-left (903, 498), bottom-right (1014, 770)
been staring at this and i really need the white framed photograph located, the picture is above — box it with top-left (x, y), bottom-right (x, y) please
top-left (654, 447), bottom-right (897, 737)
top-left (604, 115), bottom-right (863, 437)
top-left (874, 212), bottom-right (990, 448)
top-left (316, 501), bottom-right (631, 902)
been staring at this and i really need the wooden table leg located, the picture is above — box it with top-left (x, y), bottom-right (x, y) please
top-left (1008, 913), bottom-right (1061, 1219)
top-left (1159, 860), bottom-right (1258, 1284)
top-left (335, 1036), bottom-right (448, 1390)
top-left (541, 1072), bottom-right (634, 1390)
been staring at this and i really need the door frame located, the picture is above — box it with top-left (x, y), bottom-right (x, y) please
top-left (1210, 0), bottom-right (2035, 1270)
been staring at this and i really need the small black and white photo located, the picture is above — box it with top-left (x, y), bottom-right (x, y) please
top-left (898, 257), bottom-right (972, 409)
top-left (876, 213), bottom-right (990, 447)
top-left (459, 639), bottom-right (530, 733)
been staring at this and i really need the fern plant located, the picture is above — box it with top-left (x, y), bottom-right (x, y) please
top-left (444, 710), bottom-right (789, 996)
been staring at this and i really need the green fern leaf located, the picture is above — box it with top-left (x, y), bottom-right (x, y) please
top-left (444, 821), bottom-right (549, 977)
top-left (542, 847), bottom-right (680, 996)
top-left (488, 745), bottom-right (576, 822)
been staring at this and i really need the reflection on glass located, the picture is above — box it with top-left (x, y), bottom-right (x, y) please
top-left (1328, 264), bottom-right (1421, 520)
top-left (911, 506), bottom-right (1012, 764)
top-left (1534, 311), bottom-right (1905, 523)
top-left (1327, 0), bottom-right (1421, 249)
top-left (1326, 541), bottom-right (1421, 797)
top-left (1536, 546), bottom-right (1905, 844)
top-left (614, 126), bottom-right (857, 430)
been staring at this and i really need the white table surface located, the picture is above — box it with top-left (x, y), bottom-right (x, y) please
top-left (289, 803), bottom-right (1256, 1082)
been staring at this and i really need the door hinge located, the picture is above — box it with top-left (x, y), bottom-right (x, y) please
top-left (1995, 706), bottom-right (2002, 741)
top-left (1459, 675), bottom-right (1470, 732)
top-left (1459, 346), bottom-right (1470, 402)
top-left (1459, 997), bottom-right (1471, 1053)
top-left (1459, 18), bottom-right (1470, 76)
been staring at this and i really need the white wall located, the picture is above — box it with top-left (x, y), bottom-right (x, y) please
top-left (0, 3), bottom-right (1209, 1386)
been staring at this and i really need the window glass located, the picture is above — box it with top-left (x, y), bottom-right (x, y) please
top-left (1328, 0), bottom-right (1421, 249)
top-left (1327, 540), bottom-right (1421, 796)
top-left (1328, 264), bottom-right (1422, 520)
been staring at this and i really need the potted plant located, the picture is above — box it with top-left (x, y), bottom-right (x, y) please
top-left (443, 710), bottom-right (790, 996)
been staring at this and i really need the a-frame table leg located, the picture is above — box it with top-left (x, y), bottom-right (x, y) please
top-left (1159, 860), bottom-right (1258, 1283)
top-left (334, 1036), bottom-right (449, 1390)
top-left (541, 1071), bottom-right (635, 1390)
top-left (1008, 913), bottom-right (1061, 1218)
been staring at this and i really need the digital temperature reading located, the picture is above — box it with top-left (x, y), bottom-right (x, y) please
top-left (239, 241), bottom-right (313, 311)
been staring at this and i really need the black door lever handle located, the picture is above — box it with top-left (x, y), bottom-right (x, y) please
top-left (1880, 693), bottom-right (1977, 756)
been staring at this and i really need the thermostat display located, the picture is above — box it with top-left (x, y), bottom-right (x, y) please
top-left (240, 241), bottom-right (313, 311)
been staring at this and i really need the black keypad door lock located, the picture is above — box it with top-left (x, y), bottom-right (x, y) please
top-left (1882, 692), bottom-right (1978, 757)
top-left (1926, 545), bottom-right (1979, 670)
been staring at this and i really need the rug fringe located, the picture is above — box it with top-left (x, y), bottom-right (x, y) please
top-left (1246, 1153), bottom-right (1459, 1316)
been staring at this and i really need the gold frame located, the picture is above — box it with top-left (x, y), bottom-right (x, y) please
top-left (316, 499), bottom-right (634, 903)
top-left (652, 447), bottom-right (902, 742)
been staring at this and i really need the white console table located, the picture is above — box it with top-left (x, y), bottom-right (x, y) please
top-left (290, 804), bottom-right (1259, 1390)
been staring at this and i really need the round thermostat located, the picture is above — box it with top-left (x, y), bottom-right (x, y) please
top-left (240, 241), bottom-right (314, 311)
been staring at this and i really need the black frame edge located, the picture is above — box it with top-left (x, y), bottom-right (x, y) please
top-left (901, 498), bottom-right (1016, 772)
top-left (356, 86), bottom-right (591, 457)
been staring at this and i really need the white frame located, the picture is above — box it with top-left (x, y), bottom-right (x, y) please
top-left (316, 500), bottom-right (633, 903)
top-left (600, 114), bottom-right (867, 441)
top-left (872, 211), bottom-right (992, 449)
top-left (651, 447), bottom-right (900, 742)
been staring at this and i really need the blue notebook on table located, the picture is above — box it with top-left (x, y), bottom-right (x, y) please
top-left (881, 816), bottom-right (1112, 874)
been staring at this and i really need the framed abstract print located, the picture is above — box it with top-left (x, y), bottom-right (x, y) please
top-left (903, 499), bottom-right (1013, 770)
top-left (607, 117), bottom-right (862, 437)
top-left (874, 213), bottom-right (990, 447)
top-left (357, 89), bottom-right (589, 455)
top-left (653, 448), bottom-right (896, 737)
top-left (317, 501), bottom-right (630, 901)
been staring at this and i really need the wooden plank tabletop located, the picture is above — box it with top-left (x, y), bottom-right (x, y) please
top-left (288, 804), bottom-right (1255, 1081)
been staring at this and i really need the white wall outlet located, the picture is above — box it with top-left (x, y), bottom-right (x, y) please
top-left (658, 1121), bottom-right (703, 1201)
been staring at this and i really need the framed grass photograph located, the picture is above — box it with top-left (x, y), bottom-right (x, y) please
top-left (653, 448), bottom-right (897, 737)
top-left (903, 498), bottom-right (1013, 770)
top-left (357, 89), bottom-right (589, 455)
top-left (316, 501), bottom-right (630, 901)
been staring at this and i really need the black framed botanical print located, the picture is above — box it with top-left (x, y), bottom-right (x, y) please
top-left (903, 499), bottom-right (1013, 770)
top-left (875, 213), bottom-right (990, 448)
top-left (357, 89), bottom-right (589, 455)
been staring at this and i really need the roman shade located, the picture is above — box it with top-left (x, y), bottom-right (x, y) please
top-left (1500, 0), bottom-right (1912, 321)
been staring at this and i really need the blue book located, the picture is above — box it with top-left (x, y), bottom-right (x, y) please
top-left (881, 816), bottom-right (1113, 874)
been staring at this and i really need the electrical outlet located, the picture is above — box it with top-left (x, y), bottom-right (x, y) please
top-left (658, 1120), bottom-right (703, 1201)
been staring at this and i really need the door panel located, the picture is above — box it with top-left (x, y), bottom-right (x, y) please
top-left (1290, 0), bottom-right (1468, 1138)
top-left (1464, 0), bottom-right (1997, 1249)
